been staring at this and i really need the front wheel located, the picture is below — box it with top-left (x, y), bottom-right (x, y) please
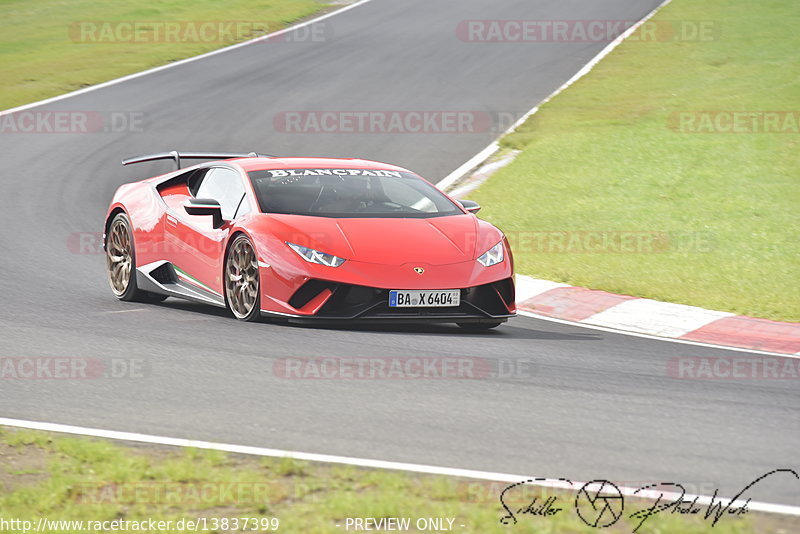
top-left (225, 235), bottom-right (261, 322)
top-left (105, 212), bottom-right (167, 303)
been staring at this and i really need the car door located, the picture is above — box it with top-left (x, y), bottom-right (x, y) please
top-left (162, 168), bottom-right (207, 274)
top-left (173, 166), bottom-right (251, 295)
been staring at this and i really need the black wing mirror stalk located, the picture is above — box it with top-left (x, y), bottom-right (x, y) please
top-left (184, 198), bottom-right (224, 228)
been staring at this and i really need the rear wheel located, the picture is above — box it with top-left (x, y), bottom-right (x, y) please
top-left (225, 235), bottom-right (261, 322)
top-left (105, 212), bottom-right (167, 302)
top-left (457, 321), bottom-right (503, 331)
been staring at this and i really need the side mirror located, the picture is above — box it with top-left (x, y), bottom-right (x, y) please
top-left (185, 198), bottom-right (223, 228)
top-left (459, 199), bottom-right (481, 214)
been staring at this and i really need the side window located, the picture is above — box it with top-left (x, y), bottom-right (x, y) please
top-left (194, 167), bottom-right (246, 221)
top-left (382, 177), bottom-right (437, 212)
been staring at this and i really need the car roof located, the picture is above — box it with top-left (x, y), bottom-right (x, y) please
top-left (229, 157), bottom-right (413, 174)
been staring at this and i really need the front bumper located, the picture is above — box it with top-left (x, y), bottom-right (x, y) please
top-left (261, 277), bottom-right (516, 324)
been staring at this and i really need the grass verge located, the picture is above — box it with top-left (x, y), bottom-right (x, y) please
top-left (0, 0), bottom-right (331, 110)
top-left (0, 427), bottom-right (796, 533)
top-left (468, 0), bottom-right (799, 321)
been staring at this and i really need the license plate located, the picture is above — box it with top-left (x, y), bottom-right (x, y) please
top-left (389, 289), bottom-right (460, 308)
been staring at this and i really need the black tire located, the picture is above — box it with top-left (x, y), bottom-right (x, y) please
top-left (224, 234), bottom-right (261, 322)
top-left (105, 212), bottom-right (167, 303)
top-left (457, 321), bottom-right (503, 331)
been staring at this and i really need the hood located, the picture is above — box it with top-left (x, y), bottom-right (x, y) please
top-left (261, 214), bottom-right (492, 266)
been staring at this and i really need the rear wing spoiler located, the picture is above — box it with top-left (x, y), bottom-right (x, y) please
top-left (122, 151), bottom-right (273, 170)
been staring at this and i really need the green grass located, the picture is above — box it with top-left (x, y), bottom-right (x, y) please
top-left (468, 0), bottom-right (799, 321)
top-left (1, 427), bottom-right (795, 533)
top-left (0, 0), bottom-right (329, 110)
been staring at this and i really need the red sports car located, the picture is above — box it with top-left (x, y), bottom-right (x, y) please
top-left (104, 151), bottom-right (515, 328)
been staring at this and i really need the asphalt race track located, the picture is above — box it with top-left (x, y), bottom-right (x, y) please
top-left (1, 0), bottom-right (797, 506)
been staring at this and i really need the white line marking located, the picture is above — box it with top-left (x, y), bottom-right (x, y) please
top-left (514, 275), bottom-right (571, 303)
top-left (0, 0), bottom-right (375, 115)
top-left (0, 417), bottom-right (797, 517)
top-left (447, 150), bottom-right (520, 198)
top-left (104, 308), bottom-right (148, 314)
top-left (438, 140), bottom-right (502, 191)
top-left (583, 298), bottom-right (734, 338)
top-left (516, 310), bottom-right (800, 359)
top-left (436, 0), bottom-right (674, 188)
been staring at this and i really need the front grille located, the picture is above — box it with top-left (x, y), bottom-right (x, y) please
top-left (306, 278), bottom-right (514, 319)
top-left (317, 284), bottom-right (383, 317)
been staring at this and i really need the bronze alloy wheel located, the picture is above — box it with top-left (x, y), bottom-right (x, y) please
top-left (105, 212), bottom-right (167, 303)
top-left (106, 216), bottom-right (133, 297)
top-left (225, 235), bottom-right (260, 321)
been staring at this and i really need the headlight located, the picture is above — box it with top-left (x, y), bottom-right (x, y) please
top-left (286, 242), bottom-right (346, 267)
top-left (477, 241), bottom-right (504, 267)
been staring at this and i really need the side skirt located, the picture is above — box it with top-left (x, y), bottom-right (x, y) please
top-left (136, 261), bottom-right (226, 308)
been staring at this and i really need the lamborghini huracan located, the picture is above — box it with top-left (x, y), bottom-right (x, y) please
top-left (104, 151), bottom-right (515, 328)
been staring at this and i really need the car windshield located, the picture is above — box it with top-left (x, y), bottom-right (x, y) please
top-left (248, 168), bottom-right (463, 218)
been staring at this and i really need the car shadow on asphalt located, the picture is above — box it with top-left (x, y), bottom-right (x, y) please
top-left (149, 299), bottom-right (601, 341)
top-left (149, 299), bottom-right (231, 318)
top-left (274, 320), bottom-right (602, 342)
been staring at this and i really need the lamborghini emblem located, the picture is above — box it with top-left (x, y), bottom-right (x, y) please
top-left (414, 267), bottom-right (425, 275)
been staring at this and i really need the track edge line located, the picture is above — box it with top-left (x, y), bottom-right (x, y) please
top-left (0, 416), bottom-right (798, 517)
